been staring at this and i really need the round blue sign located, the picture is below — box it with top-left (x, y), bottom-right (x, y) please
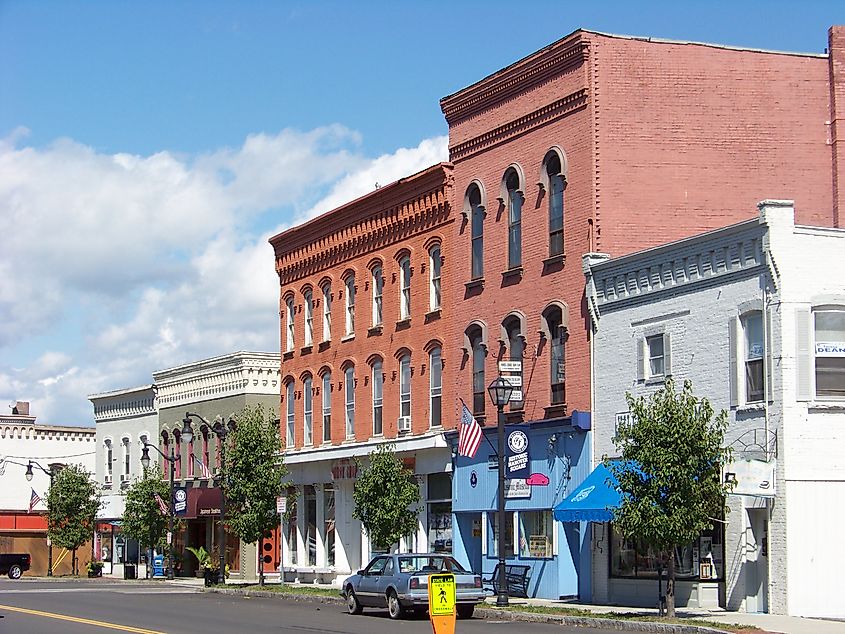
top-left (470, 470), bottom-right (478, 488)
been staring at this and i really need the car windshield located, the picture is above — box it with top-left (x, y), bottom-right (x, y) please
top-left (397, 556), bottom-right (468, 574)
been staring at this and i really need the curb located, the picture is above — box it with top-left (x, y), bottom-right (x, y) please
top-left (201, 586), bottom-right (731, 634)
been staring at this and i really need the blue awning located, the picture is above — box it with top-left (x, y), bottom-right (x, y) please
top-left (554, 463), bottom-right (621, 523)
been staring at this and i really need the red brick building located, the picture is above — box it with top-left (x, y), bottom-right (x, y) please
top-left (269, 164), bottom-right (454, 581)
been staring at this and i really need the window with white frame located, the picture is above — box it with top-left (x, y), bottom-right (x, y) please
top-left (399, 354), bottom-right (411, 421)
top-left (123, 437), bottom-right (130, 479)
top-left (399, 256), bottom-right (411, 320)
top-left (429, 246), bottom-right (441, 311)
top-left (815, 308), bottom-right (845, 398)
top-left (105, 440), bottom-right (113, 480)
top-left (322, 283), bottom-right (332, 341)
top-left (372, 265), bottom-right (383, 326)
top-left (469, 186), bottom-right (484, 280)
top-left (322, 372), bottom-right (332, 443)
top-left (345, 366), bottom-right (355, 438)
top-left (303, 376), bottom-right (313, 445)
top-left (743, 312), bottom-right (764, 402)
top-left (489, 512), bottom-right (515, 558)
top-left (648, 335), bottom-right (665, 377)
top-left (429, 346), bottom-right (442, 427)
top-left (285, 297), bottom-right (295, 352)
top-left (304, 289), bottom-right (313, 347)
top-left (519, 511), bottom-right (553, 558)
top-left (344, 275), bottom-right (355, 336)
top-left (285, 381), bottom-right (295, 447)
top-left (505, 169), bottom-right (522, 269)
top-left (372, 360), bottom-right (383, 436)
top-left (638, 333), bottom-right (671, 381)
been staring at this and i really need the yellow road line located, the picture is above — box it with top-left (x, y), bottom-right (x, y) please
top-left (0, 603), bottom-right (166, 633)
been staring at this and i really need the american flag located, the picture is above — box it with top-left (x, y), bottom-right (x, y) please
top-left (28, 488), bottom-right (41, 513)
top-left (154, 493), bottom-right (169, 515)
top-left (194, 455), bottom-right (212, 479)
top-left (457, 402), bottom-right (483, 458)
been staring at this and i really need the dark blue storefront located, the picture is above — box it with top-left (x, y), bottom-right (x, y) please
top-left (449, 413), bottom-right (593, 600)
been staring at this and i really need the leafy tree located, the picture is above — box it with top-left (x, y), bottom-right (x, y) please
top-left (353, 444), bottom-right (420, 552)
top-left (46, 464), bottom-right (101, 575)
top-left (225, 405), bottom-right (287, 586)
top-left (609, 378), bottom-right (733, 617)
top-left (122, 466), bottom-right (171, 573)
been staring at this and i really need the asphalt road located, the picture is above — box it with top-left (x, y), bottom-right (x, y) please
top-left (0, 578), bottom-right (622, 634)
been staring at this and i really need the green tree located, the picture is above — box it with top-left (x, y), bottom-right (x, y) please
top-left (353, 444), bottom-right (420, 552)
top-left (46, 464), bottom-right (101, 575)
top-left (122, 466), bottom-right (171, 573)
top-left (609, 378), bottom-right (733, 617)
top-left (225, 405), bottom-right (287, 586)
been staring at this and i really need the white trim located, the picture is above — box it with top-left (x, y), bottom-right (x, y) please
top-left (283, 430), bottom-right (448, 464)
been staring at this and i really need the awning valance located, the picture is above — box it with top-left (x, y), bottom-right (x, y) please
top-left (554, 463), bottom-right (620, 523)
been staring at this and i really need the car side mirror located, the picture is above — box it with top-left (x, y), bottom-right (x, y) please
top-left (357, 569), bottom-right (364, 575)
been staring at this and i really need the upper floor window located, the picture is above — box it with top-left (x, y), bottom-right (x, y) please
top-left (543, 304), bottom-right (567, 405)
top-left (344, 275), bottom-right (355, 336)
top-left (372, 360), bottom-right (383, 436)
top-left (123, 437), bottom-right (130, 478)
top-left (429, 245), bottom-right (441, 311)
top-left (322, 372), bottom-right (332, 443)
top-left (504, 168), bottom-right (523, 269)
top-left (638, 333), bottom-right (671, 382)
top-left (322, 283), bottom-right (332, 341)
top-left (304, 289), bottom-right (314, 347)
top-left (285, 297), bottom-right (295, 352)
top-left (815, 308), bottom-right (845, 398)
top-left (399, 256), bottom-right (412, 320)
top-left (285, 381), bottom-right (295, 447)
top-left (303, 376), bottom-right (313, 446)
top-left (372, 266), bottom-right (383, 327)
top-left (467, 325), bottom-right (486, 417)
top-left (504, 315), bottom-right (525, 410)
top-left (429, 346), bottom-right (442, 428)
top-left (399, 354), bottom-right (412, 421)
top-left (105, 440), bottom-right (113, 478)
top-left (743, 312), bottom-right (764, 402)
top-left (469, 185), bottom-right (484, 280)
top-left (344, 366), bottom-right (355, 438)
top-left (544, 151), bottom-right (565, 257)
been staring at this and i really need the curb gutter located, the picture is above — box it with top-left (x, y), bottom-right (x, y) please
top-left (202, 586), bottom-right (731, 634)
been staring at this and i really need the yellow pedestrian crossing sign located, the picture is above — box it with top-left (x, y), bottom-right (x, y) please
top-left (428, 573), bottom-right (455, 616)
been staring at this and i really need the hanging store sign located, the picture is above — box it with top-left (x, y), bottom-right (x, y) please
top-left (505, 479), bottom-right (531, 499)
top-left (173, 487), bottom-right (187, 516)
top-left (725, 458), bottom-right (777, 498)
top-left (505, 425), bottom-right (530, 479)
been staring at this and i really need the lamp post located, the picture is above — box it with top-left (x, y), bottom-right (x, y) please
top-left (487, 376), bottom-right (514, 607)
top-left (141, 418), bottom-right (192, 581)
top-left (26, 461), bottom-right (56, 576)
top-left (183, 412), bottom-right (234, 585)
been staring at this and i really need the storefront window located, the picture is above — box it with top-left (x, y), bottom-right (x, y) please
top-left (286, 489), bottom-right (297, 566)
top-left (305, 485), bottom-right (317, 566)
top-left (324, 485), bottom-right (335, 567)
top-left (427, 472), bottom-right (452, 553)
top-left (610, 522), bottom-right (724, 579)
top-left (489, 512), bottom-right (514, 558)
top-left (519, 511), bottom-right (553, 559)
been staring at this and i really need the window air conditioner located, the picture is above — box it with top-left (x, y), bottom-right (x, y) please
top-left (104, 475), bottom-right (113, 484)
top-left (397, 416), bottom-right (412, 432)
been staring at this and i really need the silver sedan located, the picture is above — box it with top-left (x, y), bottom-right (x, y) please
top-left (341, 553), bottom-right (485, 620)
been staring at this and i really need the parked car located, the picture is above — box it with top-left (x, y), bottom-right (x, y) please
top-left (341, 553), bottom-right (484, 620)
top-left (0, 553), bottom-right (31, 579)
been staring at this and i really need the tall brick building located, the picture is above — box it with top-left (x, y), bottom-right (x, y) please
top-left (269, 164), bottom-right (454, 581)
top-left (440, 27), bottom-right (845, 603)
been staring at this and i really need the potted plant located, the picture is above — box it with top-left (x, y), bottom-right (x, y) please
top-left (87, 560), bottom-right (104, 578)
top-left (186, 546), bottom-right (219, 586)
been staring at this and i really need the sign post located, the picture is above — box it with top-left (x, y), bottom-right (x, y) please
top-left (428, 572), bottom-right (456, 634)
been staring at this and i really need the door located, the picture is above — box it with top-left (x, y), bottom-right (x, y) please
top-left (261, 527), bottom-right (280, 574)
top-left (745, 509), bottom-right (769, 613)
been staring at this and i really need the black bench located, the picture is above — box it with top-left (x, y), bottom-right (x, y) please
top-left (482, 564), bottom-right (531, 598)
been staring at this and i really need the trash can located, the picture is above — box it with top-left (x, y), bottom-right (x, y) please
top-left (124, 563), bottom-right (137, 580)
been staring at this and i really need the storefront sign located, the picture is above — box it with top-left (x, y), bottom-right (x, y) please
top-left (505, 479), bottom-right (531, 499)
top-left (173, 487), bottom-right (187, 516)
top-left (725, 458), bottom-right (777, 498)
top-left (199, 506), bottom-right (222, 516)
top-left (526, 473), bottom-right (549, 486)
top-left (505, 425), bottom-right (530, 479)
top-left (816, 341), bottom-right (845, 356)
top-left (331, 459), bottom-right (358, 480)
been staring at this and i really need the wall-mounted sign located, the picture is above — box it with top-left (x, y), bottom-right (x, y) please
top-left (331, 459), bottom-right (358, 480)
top-left (498, 361), bottom-right (522, 373)
top-left (505, 479), bottom-right (531, 499)
top-left (505, 425), bottom-right (530, 479)
top-left (500, 375), bottom-right (522, 387)
top-left (470, 470), bottom-right (478, 488)
top-left (508, 389), bottom-right (524, 403)
top-left (816, 342), bottom-right (845, 356)
top-left (526, 473), bottom-right (549, 487)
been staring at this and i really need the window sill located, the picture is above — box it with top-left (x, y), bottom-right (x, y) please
top-left (501, 267), bottom-right (523, 281)
top-left (808, 400), bottom-right (845, 411)
top-left (283, 351), bottom-right (295, 361)
top-left (299, 345), bottom-right (313, 355)
top-left (474, 414), bottom-right (487, 426)
top-left (544, 404), bottom-right (567, 419)
top-left (342, 437), bottom-right (357, 444)
top-left (644, 376), bottom-right (666, 386)
top-left (465, 278), bottom-right (484, 291)
top-left (735, 402), bottom-right (766, 413)
top-left (395, 318), bottom-right (411, 330)
top-left (318, 340), bottom-right (331, 352)
top-left (368, 325), bottom-right (383, 336)
top-left (542, 254), bottom-right (566, 267)
top-left (425, 309), bottom-right (442, 322)
top-left (341, 334), bottom-right (355, 343)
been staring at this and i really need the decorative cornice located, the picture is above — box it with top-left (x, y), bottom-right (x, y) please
top-left (449, 90), bottom-right (588, 162)
top-left (0, 424), bottom-right (95, 440)
top-left (89, 385), bottom-right (157, 422)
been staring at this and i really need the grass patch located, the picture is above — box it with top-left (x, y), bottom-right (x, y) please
top-left (231, 584), bottom-right (340, 598)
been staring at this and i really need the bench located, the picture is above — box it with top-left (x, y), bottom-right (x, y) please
top-left (482, 564), bottom-right (531, 598)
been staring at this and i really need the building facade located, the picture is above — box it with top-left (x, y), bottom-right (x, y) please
top-left (269, 164), bottom-right (454, 583)
top-left (585, 200), bottom-right (845, 618)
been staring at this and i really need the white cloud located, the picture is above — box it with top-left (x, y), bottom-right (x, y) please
top-left (0, 129), bottom-right (448, 426)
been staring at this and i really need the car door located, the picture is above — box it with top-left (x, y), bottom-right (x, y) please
top-left (358, 556), bottom-right (387, 606)
top-left (376, 556), bottom-right (398, 605)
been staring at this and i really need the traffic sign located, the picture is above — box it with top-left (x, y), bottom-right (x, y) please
top-left (498, 361), bottom-right (522, 372)
top-left (276, 496), bottom-right (287, 514)
top-left (428, 572), bottom-right (456, 634)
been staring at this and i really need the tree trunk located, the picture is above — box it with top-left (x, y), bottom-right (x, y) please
top-left (666, 549), bottom-right (676, 618)
top-left (72, 548), bottom-right (77, 576)
top-left (259, 536), bottom-right (265, 586)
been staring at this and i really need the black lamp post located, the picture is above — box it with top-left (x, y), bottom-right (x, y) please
top-left (183, 412), bottom-right (234, 585)
top-left (487, 375), bottom-right (514, 607)
top-left (141, 418), bottom-right (192, 581)
top-left (26, 460), bottom-right (56, 576)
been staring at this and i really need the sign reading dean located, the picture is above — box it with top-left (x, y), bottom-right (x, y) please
top-left (505, 425), bottom-right (530, 479)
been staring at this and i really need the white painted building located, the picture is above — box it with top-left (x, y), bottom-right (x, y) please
top-left (583, 200), bottom-right (845, 618)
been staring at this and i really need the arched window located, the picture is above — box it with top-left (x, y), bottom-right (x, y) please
top-left (285, 296), bottom-right (295, 352)
top-left (429, 245), bottom-right (441, 311)
top-left (122, 437), bottom-right (131, 481)
top-left (372, 265), bottom-right (383, 326)
top-left (504, 168), bottom-right (523, 269)
top-left (322, 283), bottom-right (332, 341)
top-left (322, 371), bottom-right (332, 443)
top-left (542, 305), bottom-right (567, 405)
top-left (344, 366), bottom-right (355, 438)
top-left (304, 289), bottom-right (313, 347)
top-left (173, 429), bottom-right (182, 479)
top-left (285, 381), bottom-right (295, 447)
top-left (399, 354), bottom-right (412, 422)
top-left (372, 360), bottom-right (383, 436)
top-left (303, 376), bottom-right (313, 445)
top-left (429, 346), bottom-right (442, 427)
top-left (399, 255), bottom-right (412, 320)
top-left (503, 315), bottom-right (525, 410)
top-left (469, 185), bottom-right (484, 280)
top-left (467, 324), bottom-right (486, 416)
top-left (344, 275), bottom-right (355, 336)
top-left (545, 151), bottom-right (565, 257)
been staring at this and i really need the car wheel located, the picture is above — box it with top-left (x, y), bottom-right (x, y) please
top-left (346, 587), bottom-right (363, 615)
top-left (8, 565), bottom-right (23, 580)
top-left (457, 604), bottom-right (475, 619)
top-left (387, 590), bottom-right (404, 620)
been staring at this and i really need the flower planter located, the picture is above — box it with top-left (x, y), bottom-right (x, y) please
top-left (203, 568), bottom-right (220, 587)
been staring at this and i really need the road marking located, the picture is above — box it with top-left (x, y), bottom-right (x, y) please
top-left (0, 604), bottom-right (166, 633)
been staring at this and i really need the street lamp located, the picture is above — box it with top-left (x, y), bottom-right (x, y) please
top-left (487, 376), bottom-right (514, 607)
top-left (183, 412), bottom-right (234, 585)
top-left (26, 460), bottom-right (56, 577)
top-left (140, 417), bottom-right (192, 581)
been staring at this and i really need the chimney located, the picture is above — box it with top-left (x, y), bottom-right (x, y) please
top-left (12, 401), bottom-right (30, 416)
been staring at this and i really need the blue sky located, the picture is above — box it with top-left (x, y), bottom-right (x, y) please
top-left (1, 0), bottom-right (843, 426)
